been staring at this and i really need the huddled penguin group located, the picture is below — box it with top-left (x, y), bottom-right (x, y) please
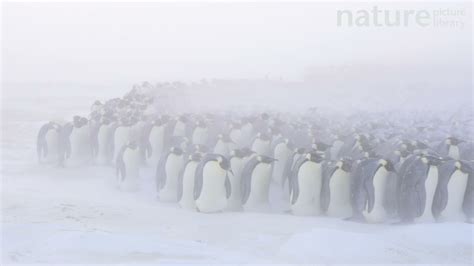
top-left (37, 83), bottom-right (474, 223)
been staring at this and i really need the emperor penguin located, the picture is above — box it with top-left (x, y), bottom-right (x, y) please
top-left (397, 153), bottom-right (444, 223)
top-left (37, 121), bottom-right (63, 164)
top-left (172, 115), bottom-right (189, 137)
top-left (156, 147), bottom-right (186, 202)
top-left (433, 160), bottom-right (473, 222)
top-left (436, 137), bottom-right (464, 160)
top-left (191, 120), bottom-right (209, 146)
top-left (240, 117), bottom-right (255, 148)
top-left (92, 116), bottom-right (115, 165)
top-left (251, 132), bottom-right (272, 156)
top-left (289, 152), bottom-right (326, 216)
top-left (227, 148), bottom-right (255, 211)
top-left (112, 118), bottom-right (132, 163)
top-left (329, 135), bottom-right (345, 160)
top-left (177, 152), bottom-right (203, 210)
top-left (194, 154), bottom-right (233, 213)
top-left (65, 116), bottom-right (92, 166)
top-left (116, 140), bottom-right (141, 191)
top-left (271, 137), bottom-right (294, 186)
top-left (321, 157), bottom-right (353, 218)
top-left (350, 158), bottom-right (397, 223)
top-left (144, 117), bottom-right (168, 166)
top-left (213, 134), bottom-right (234, 157)
top-left (241, 155), bottom-right (277, 212)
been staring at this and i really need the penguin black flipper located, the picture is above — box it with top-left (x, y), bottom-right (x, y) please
top-left (155, 152), bottom-right (170, 191)
top-left (399, 158), bottom-right (429, 220)
top-left (321, 161), bottom-right (339, 212)
top-left (362, 159), bottom-right (385, 213)
top-left (289, 157), bottom-right (308, 205)
top-left (177, 159), bottom-right (191, 201)
top-left (116, 145), bottom-right (127, 182)
top-left (225, 174), bottom-right (231, 199)
top-left (462, 162), bottom-right (474, 222)
top-left (37, 123), bottom-right (52, 160)
top-left (240, 157), bottom-right (260, 205)
top-left (281, 152), bottom-right (296, 190)
top-left (58, 123), bottom-right (73, 166)
top-left (349, 159), bottom-right (371, 218)
top-left (193, 155), bottom-right (215, 200)
top-left (432, 160), bottom-right (457, 219)
top-left (90, 122), bottom-right (100, 157)
top-left (108, 123), bottom-right (120, 156)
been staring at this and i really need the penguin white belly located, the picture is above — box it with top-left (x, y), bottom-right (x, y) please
top-left (442, 170), bottom-right (468, 220)
top-left (229, 129), bottom-right (242, 148)
top-left (227, 158), bottom-right (245, 211)
top-left (327, 170), bottom-right (352, 217)
top-left (196, 162), bottom-right (227, 213)
top-left (119, 148), bottom-right (140, 191)
top-left (417, 166), bottom-right (438, 222)
top-left (448, 146), bottom-right (460, 160)
top-left (243, 163), bottom-right (272, 212)
top-left (96, 124), bottom-right (112, 165)
top-left (68, 126), bottom-right (91, 166)
top-left (251, 140), bottom-right (271, 156)
top-left (44, 129), bottom-right (60, 163)
top-left (173, 121), bottom-right (185, 137)
top-left (159, 154), bottom-right (184, 202)
top-left (291, 161), bottom-right (322, 216)
top-left (192, 127), bottom-right (208, 146)
top-left (213, 140), bottom-right (230, 157)
top-left (272, 144), bottom-right (291, 185)
top-left (149, 126), bottom-right (165, 165)
top-left (179, 161), bottom-right (199, 210)
top-left (114, 127), bottom-right (130, 162)
top-left (363, 167), bottom-right (389, 223)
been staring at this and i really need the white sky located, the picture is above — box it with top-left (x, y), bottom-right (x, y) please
top-left (1, 1), bottom-right (472, 84)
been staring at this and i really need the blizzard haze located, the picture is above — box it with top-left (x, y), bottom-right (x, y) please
top-left (2, 2), bottom-right (472, 112)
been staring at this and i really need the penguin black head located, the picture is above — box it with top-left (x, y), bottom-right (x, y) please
top-left (313, 141), bottom-right (332, 152)
top-left (306, 152), bottom-right (325, 163)
top-left (447, 137), bottom-right (463, 146)
top-left (189, 152), bottom-right (203, 162)
top-left (337, 157), bottom-right (353, 172)
top-left (379, 159), bottom-right (396, 172)
top-left (170, 147), bottom-right (184, 156)
top-left (216, 155), bottom-right (232, 173)
top-left (256, 155), bottom-right (277, 164)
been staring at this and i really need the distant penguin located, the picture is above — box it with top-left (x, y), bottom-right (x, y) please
top-left (241, 155), bottom-right (276, 212)
top-left (177, 153), bottom-right (203, 210)
top-left (191, 120), bottom-right (209, 146)
top-left (329, 136), bottom-right (345, 160)
top-left (116, 141), bottom-right (141, 191)
top-left (213, 134), bottom-right (234, 157)
top-left (227, 148), bottom-right (255, 211)
top-left (437, 137), bottom-right (464, 160)
top-left (398, 154), bottom-right (443, 223)
top-left (251, 132), bottom-right (272, 156)
top-left (112, 118), bottom-right (132, 163)
top-left (173, 115), bottom-right (189, 137)
top-left (145, 117), bottom-right (168, 166)
top-left (289, 152), bottom-right (325, 216)
top-left (93, 116), bottom-right (115, 165)
top-left (240, 118), bottom-right (255, 147)
top-left (350, 158), bottom-right (396, 223)
top-left (194, 154), bottom-right (232, 213)
top-left (156, 147), bottom-right (185, 202)
top-left (66, 116), bottom-right (92, 166)
top-left (321, 158), bottom-right (353, 218)
top-left (433, 160), bottom-right (473, 222)
top-left (271, 138), bottom-right (294, 186)
top-left (37, 121), bottom-right (62, 164)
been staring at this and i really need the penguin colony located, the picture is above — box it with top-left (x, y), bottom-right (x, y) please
top-left (37, 84), bottom-right (474, 224)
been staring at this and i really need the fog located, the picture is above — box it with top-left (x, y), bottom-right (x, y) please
top-left (2, 2), bottom-right (472, 112)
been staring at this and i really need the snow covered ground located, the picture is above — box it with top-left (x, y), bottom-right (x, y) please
top-left (1, 86), bottom-right (473, 264)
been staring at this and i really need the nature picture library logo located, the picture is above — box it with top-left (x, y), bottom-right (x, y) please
top-left (337, 5), bottom-right (467, 28)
